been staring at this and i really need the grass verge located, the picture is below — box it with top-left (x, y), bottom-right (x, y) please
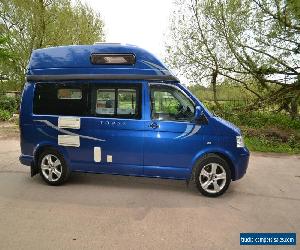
top-left (244, 136), bottom-right (300, 154)
top-left (226, 112), bottom-right (300, 154)
top-left (205, 102), bottom-right (300, 154)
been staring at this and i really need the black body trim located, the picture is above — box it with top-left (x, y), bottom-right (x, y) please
top-left (26, 74), bottom-right (179, 82)
top-left (30, 161), bottom-right (39, 177)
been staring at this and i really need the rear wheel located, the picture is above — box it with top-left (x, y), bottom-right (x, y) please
top-left (194, 154), bottom-right (231, 197)
top-left (38, 149), bottom-right (70, 185)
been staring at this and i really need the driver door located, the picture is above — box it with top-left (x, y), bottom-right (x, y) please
top-left (144, 84), bottom-right (203, 179)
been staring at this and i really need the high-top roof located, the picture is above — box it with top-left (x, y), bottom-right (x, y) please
top-left (26, 44), bottom-right (178, 82)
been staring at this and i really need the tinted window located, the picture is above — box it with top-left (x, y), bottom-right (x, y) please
top-left (117, 89), bottom-right (137, 115)
top-left (57, 89), bottom-right (82, 99)
top-left (92, 85), bottom-right (141, 119)
top-left (33, 83), bottom-right (89, 116)
top-left (96, 89), bottom-right (115, 115)
top-left (150, 85), bottom-right (195, 122)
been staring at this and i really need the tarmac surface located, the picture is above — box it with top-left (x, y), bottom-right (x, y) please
top-left (0, 139), bottom-right (299, 249)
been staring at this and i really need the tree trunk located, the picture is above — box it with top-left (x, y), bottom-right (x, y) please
top-left (211, 70), bottom-right (220, 108)
top-left (37, 0), bottom-right (46, 48)
top-left (290, 93), bottom-right (300, 119)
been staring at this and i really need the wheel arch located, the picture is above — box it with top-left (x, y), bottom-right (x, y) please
top-left (33, 142), bottom-right (70, 168)
top-left (190, 148), bottom-right (236, 181)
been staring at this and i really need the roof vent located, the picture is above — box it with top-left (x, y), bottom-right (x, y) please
top-left (91, 53), bottom-right (136, 65)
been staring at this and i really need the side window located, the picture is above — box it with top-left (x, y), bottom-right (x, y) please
top-left (117, 89), bottom-right (137, 115)
top-left (96, 89), bottom-right (115, 115)
top-left (57, 89), bottom-right (82, 100)
top-left (33, 83), bottom-right (89, 116)
top-left (93, 85), bottom-right (141, 119)
top-left (150, 85), bottom-right (195, 122)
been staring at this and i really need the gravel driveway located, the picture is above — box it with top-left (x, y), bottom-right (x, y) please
top-left (0, 139), bottom-right (299, 250)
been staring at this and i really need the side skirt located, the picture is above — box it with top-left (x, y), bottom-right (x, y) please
top-left (71, 170), bottom-right (188, 181)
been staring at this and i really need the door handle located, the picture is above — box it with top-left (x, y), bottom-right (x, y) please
top-left (149, 122), bottom-right (159, 129)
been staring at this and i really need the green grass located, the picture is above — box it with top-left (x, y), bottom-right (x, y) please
top-left (245, 136), bottom-right (300, 154)
top-left (190, 84), bottom-right (300, 154)
top-left (234, 113), bottom-right (300, 154)
top-left (223, 112), bottom-right (300, 130)
top-left (204, 102), bottom-right (300, 154)
top-left (0, 109), bottom-right (11, 121)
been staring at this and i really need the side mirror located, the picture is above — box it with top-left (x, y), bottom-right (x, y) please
top-left (194, 106), bottom-right (208, 125)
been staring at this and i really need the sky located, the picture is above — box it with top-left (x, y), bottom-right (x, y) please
top-left (81, 0), bottom-right (174, 60)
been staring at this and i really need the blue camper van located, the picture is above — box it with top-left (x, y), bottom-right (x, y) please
top-left (19, 44), bottom-right (249, 197)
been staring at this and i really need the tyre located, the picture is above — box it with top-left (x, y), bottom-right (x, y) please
top-left (38, 148), bottom-right (71, 185)
top-left (194, 154), bottom-right (231, 197)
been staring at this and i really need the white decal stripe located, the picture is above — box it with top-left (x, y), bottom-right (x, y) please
top-left (175, 124), bottom-right (194, 139)
top-left (141, 60), bottom-right (168, 71)
top-left (35, 120), bottom-right (106, 142)
top-left (182, 125), bottom-right (201, 139)
top-left (140, 60), bottom-right (171, 75)
top-left (37, 128), bottom-right (57, 139)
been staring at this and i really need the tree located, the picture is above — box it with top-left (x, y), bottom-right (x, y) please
top-left (0, 0), bottom-right (105, 90)
top-left (0, 34), bottom-right (10, 88)
top-left (0, 36), bottom-right (9, 60)
top-left (166, 0), bottom-right (300, 118)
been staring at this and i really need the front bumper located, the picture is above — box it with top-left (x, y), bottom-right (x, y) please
top-left (232, 148), bottom-right (250, 181)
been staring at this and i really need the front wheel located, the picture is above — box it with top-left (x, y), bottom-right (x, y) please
top-left (38, 149), bottom-right (70, 185)
top-left (194, 154), bottom-right (231, 197)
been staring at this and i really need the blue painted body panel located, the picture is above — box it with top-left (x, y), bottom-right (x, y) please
top-left (27, 44), bottom-right (174, 78)
top-left (20, 44), bottom-right (250, 181)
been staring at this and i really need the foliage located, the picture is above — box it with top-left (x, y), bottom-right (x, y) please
top-left (0, 35), bottom-right (10, 60)
top-left (228, 112), bottom-right (300, 130)
top-left (166, 0), bottom-right (300, 118)
top-left (0, 95), bottom-right (19, 120)
top-left (189, 81), bottom-right (256, 101)
top-left (0, 109), bottom-right (10, 121)
top-left (203, 99), bottom-right (300, 130)
top-left (201, 99), bottom-right (300, 153)
top-left (0, 95), bottom-right (18, 114)
top-left (0, 35), bottom-right (10, 81)
top-left (244, 136), bottom-right (300, 154)
top-left (230, 112), bottom-right (300, 153)
top-left (0, 0), bottom-right (105, 91)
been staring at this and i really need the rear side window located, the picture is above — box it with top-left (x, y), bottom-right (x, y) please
top-left (96, 89), bottom-right (115, 115)
top-left (33, 83), bottom-right (89, 116)
top-left (92, 85), bottom-right (141, 119)
top-left (117, 89), bottom-right (137, 115)
top-left (57, 89), bottom-right (82, 99)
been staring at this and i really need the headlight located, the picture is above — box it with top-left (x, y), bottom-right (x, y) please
top-left (236, 136), bottom-right (244, 148)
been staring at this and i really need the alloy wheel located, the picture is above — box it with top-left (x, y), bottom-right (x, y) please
top-left (40, 154), bottom-right (62, 182)
top-left (199, 163), bottom-right (227, 194)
